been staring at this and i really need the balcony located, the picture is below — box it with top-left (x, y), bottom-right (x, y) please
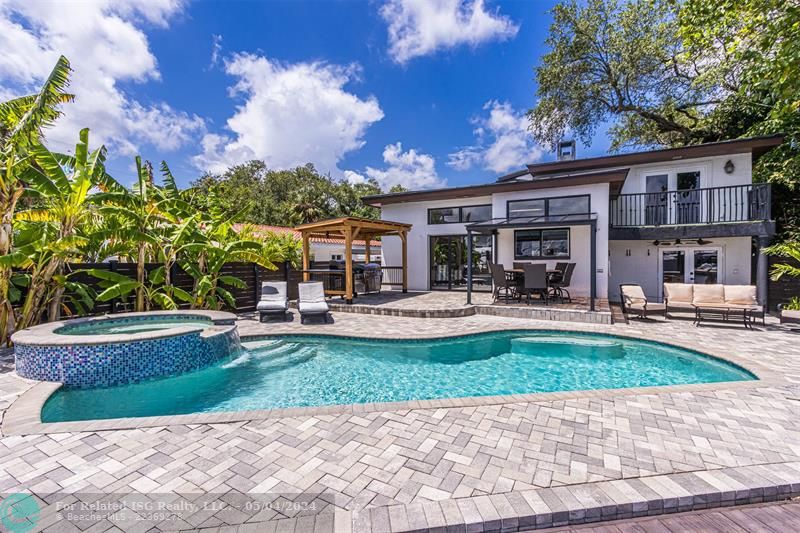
top-left (610, 183), bottom-right (771, 227)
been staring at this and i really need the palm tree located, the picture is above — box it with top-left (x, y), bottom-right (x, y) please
top-left (0, 55), bottom-right (72, 345)
top-left (766, 242), bottom-right (800, 281)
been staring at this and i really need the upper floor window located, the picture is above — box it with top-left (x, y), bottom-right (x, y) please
top-left (507, 194), bottom-right (590, 220)
top-left (428, 204), bottom-right (492, 224)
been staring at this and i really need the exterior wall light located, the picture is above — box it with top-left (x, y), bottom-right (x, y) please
top-left (724, 160), bottom-right (735, 174)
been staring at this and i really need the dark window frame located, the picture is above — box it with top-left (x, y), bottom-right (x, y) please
top-left (506, 194), bottom-right (591, 220)
top-left (427, 204), bottom-right (492, 225)
top-left (513, 228), bottom-right (571, 260)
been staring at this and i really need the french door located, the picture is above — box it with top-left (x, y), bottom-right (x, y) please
top-left (429, 235), bottom-right (493, 291)
top-left (660, 247), bottom-right (722, 293)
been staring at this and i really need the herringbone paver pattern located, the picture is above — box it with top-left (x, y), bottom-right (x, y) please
top-left (1, 312), bottom-right (800, 531)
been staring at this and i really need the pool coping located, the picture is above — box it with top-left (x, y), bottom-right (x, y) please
top-left (1, 326), bottom-right (780, 436)
top-left (10, 310), bottom-right (237, 346)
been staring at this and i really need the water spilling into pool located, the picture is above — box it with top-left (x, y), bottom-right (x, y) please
top-left (42, 331), bottom-right (754, 422)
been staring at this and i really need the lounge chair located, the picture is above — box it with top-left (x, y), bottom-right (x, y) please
top-left (257, 281), bottom-right (288, 322)
top-left (619, 284), bottom-right (666, 320)
top-left (298, 282), bottom-right (331, 324)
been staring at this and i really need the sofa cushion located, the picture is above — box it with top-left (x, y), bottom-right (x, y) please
top-left (724, 285), bottom-right (757, 306)
top-left (692, 284), bottom-right (725, 305)
top-left (664, 283), bottom-right (694, 304)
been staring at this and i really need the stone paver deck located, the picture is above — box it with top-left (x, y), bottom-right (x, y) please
top-left (1, 311), bottom-right (800, 531)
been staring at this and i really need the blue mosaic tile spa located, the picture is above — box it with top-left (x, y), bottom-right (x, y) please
top-left (12, 312), bottom-right (240, 388)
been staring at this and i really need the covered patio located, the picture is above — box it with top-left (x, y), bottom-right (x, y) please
top-left (295, 216), bottom-right (411, 304)
top-left (466, 213), bottom-right (600, 310)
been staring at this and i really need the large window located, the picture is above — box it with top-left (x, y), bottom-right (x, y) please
top-left (428, 204), bottom-right (491, 224)
top-left (514, 229), bottom-right (570, 259)
top-left (507, 195), bottom-right (590, 220)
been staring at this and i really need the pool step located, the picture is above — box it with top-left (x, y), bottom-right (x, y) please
top-left (511, 336), bottom-right (624, 358)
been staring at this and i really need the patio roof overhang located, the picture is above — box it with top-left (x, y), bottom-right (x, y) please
top-left (464, 214), bottom-right (599, 311)
top-left (465, 213), bottom-right (598, 233)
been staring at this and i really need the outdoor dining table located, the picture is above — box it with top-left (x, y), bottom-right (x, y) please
top-left (504, 268), bottom-right (563, 302)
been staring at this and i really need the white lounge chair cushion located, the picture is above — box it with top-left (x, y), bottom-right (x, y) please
top-left (621, 285), bottom-right (647, 305)
top-left (298, 301), bottom-right (329, 314)
top-left (298, 282), bottom-right (326, 303)
top-left (260, 281), bottom-right (287, 300)
top-left (692, 284), bottom-right (725, 305)
top-left (724, 285), bottom-right (757, 305)
top-left (257, 299), bottom-right (287, 311)
top-left (664, 283), bottom-right (694, 304)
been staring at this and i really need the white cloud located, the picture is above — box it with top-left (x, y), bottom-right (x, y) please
top-left (343, 170), bottom-right (367, 184)
top-left (365, 142), bottom-right (444, 190)
top-left (448, 100), bottom-right (544, 174)
top-left (380, 0), bottom-right (519, 64)
top-left (193, 53), bottom-right (384, 175)
top-left (209, 34), bottom-right (223, 69)
top-left (0, 0), bottom-right (204, 156)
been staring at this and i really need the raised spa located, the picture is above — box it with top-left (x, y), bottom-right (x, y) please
top-left (42, 330), bottom-right (755, 422)
top-left (12, 311), bottom-right (239, 389)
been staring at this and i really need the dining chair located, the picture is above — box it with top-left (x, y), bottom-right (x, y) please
top-left (490, 263), bottom-right (515, 303)
top-left (550, 263), bottom-right (576, 302)
top-left (522, 263), bottom-right (548, 305)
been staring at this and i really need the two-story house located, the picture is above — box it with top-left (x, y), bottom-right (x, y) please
top-left (363, 135), bottom-right (782, 309)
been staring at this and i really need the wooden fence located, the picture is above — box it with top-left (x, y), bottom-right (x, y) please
top-left (56, 261), bottom-right (301, 316)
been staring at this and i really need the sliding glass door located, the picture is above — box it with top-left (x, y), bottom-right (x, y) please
top-left (429, 235), bottom-right (492, 291)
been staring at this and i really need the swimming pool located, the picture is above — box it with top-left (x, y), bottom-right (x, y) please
top-left (42, 331), bottom-right (755, 422)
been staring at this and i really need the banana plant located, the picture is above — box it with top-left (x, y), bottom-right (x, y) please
top-left (0, 55), bottom-right (72, 345)
top-left (13, 128), bottom-right (115, 329)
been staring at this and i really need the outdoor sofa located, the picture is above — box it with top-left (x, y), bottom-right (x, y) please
top-left (663, 283), bottom-right (764, 328)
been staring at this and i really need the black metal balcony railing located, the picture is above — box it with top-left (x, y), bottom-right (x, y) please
top-left (609, 183), bottom-right (771, 227)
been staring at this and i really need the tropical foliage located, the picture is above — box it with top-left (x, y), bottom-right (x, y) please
top-left (0, 57), bottom-right (301, 346)
top-left (528, 0), bottom-right (800, 240)
top-left (189, 161), bottom-right (391, 226)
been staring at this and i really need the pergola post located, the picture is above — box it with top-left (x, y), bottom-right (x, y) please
top-left (344, 226), bottom-right (354, 304)
top-left (302, 232), bottom-right (310, 281)
top-left (364, 235), bottom-right (371, 264)
top-left (401, 230), bottom-right (408, 293)
top-left (466, 229), bottom-right (473, 305)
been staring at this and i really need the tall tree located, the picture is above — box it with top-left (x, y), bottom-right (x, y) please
top-left (528, 0), bottom-right (800, 238)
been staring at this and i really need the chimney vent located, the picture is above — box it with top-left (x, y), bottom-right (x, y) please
top-left (558, 140), bottom-right (576, 161)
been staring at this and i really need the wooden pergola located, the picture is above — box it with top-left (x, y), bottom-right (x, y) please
top-left (294, 217), bottom-right (412, 304)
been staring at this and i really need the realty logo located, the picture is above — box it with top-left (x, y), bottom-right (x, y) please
top-left (0, 494), bottom-right (39, 533)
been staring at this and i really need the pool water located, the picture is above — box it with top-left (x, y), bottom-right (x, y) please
top-left (56, 317), bottom-right (213, 335)
top-left (42, 331), bottom-right (755, 422)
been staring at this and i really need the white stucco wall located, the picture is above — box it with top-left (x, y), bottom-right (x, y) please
top-left (608, 237), bottom-right (753, 302)
top-left (491, 183), bottom-right (610, 299)
top-left (380, 196), bottom-right (492, 291)
top-left (619, 153), bottom-right (752, 194)
top-left (380, 183), bottom-right (610, 298)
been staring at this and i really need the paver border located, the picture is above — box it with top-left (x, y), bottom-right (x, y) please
top-left (2, 326), bottom-right (779, 436)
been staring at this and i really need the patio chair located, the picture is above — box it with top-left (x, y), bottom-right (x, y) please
top-left (298, 282), bottom-right (331, 324)
top-left (490, 263), bottom-right (516, 303)
top-left (513, 262), bottom-right (527, 270)
top-left (522, 263), bottom-right (549, 305)
top-left (619, 284), bottom-right (666, 320)
top-left (550, 263), bottom-right (575, 302)
top-left (257, 281), bottom-right (288, 322)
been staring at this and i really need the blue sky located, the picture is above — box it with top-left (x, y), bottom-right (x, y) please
top-left (0, 0), bottom-right (612, 189)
